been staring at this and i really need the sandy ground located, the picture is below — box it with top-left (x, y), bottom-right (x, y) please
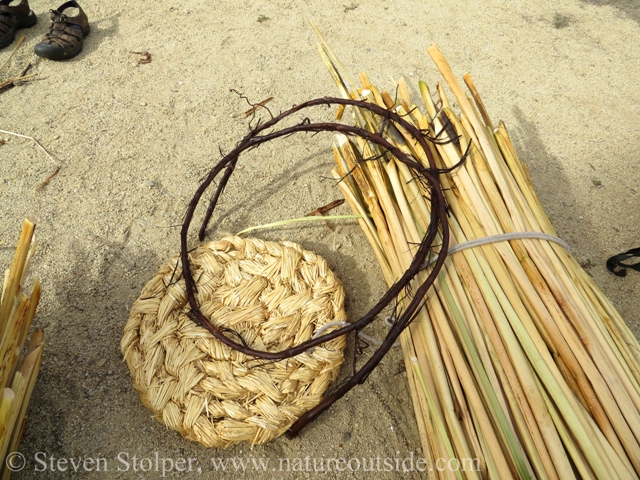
top-left (1, 0), bottom-right (640, 478)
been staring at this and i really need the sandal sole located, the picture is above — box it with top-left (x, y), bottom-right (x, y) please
top-left (0, 10), bottom-right (37, 49)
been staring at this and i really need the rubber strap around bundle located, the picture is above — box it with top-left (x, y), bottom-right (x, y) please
top-left (426, 231), bottom-right (571, 267)
top-left (606, 248), bottom-right (640, 277)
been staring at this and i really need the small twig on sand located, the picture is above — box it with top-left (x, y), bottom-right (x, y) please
top-left (0, 63), bottom-right (36, 95)
top-left (36, 165), bottom-right (61, 191)
top-left (130, 51), bottom-right (152, 64)
top-left (305, 199), bottom-right (346, 230)
top-left (0, 35), bottom-right (25, 74)
top-left (0, 129), bottom-right (62, 189)
top-left (19, 62), bottom-right (32, 77)
top-left (243, 97), bottom-right (274, 117)
top-left (0, 73), bottom-right (38, 91)
top-left (305, 199), bottom-right (345, 217)
top-left (0, 129), bottom-right (58, 166)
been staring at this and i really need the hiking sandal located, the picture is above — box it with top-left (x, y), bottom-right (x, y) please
top-left (0, 0), bottom-right (37, 50)
top-left (34, 0), bottom-right (89, 60)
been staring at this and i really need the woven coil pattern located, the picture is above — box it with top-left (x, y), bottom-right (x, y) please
top-left (121, 236), bottom-right (348, 448)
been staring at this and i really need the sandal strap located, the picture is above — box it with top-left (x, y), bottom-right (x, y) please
top-left (0, 15), bottom-right (14, 35)
top-left (0, 0), bottom-right (29, 17)
top-left (51, 1), bottom-right (87, 28)
top-left (44, 28), bottom-right (81, 49)
top-left (41, 11), bottom-right (84, 49)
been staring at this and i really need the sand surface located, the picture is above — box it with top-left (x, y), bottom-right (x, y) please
top-left (1, 0), bottom-right (639, 478)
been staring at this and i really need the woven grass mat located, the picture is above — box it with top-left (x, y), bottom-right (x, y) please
top-left (121, 236), bottom-right (348, 447)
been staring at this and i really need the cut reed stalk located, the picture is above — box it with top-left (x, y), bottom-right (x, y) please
top-left (0, 220), bottom-right (44, 476)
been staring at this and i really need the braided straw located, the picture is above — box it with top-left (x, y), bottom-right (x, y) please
top-left (121, 236), bottom-right (348, 448)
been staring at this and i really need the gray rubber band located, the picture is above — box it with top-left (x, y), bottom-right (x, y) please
top-left (313, 321), bottom-right (350, 339)
top-left (312, 233), bottom-right (568, 348)
top-left (310, 233), bottom-right (569, 350)
top-left (426, 231), bottom-right (571, 267)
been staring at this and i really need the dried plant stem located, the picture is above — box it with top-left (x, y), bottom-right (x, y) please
top-left (0, 35), bottom-right (25, 74)
top-left (0, 130), bottom-right (58, 166)
top-left (0, 220), bottom-right (35, 333)
top-left (0, 221), bottom-right (43, 472)
top-left (236, 214), bottom-right (362, 235)
top-left (0, 73), bottom-right (38, 90)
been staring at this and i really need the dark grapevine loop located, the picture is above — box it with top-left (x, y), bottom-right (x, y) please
top-left (180, 96), bottom-right (451, 435)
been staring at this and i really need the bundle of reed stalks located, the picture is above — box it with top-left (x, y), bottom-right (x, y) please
top-left (0, 220), bottom-right (44, 479)
top-left (315, 32), bottom-right (640, 480)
